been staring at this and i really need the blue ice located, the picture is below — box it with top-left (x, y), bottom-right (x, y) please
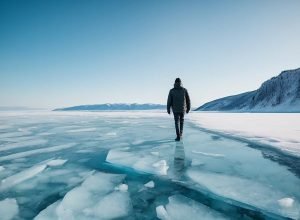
top-left (0, 112), bottom-right (299, 219)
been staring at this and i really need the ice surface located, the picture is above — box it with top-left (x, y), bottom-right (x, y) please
top-left (157, 195), bottom-right (228, 220)
top-left (0, 143), bottom-right (76, 162)
top-left (0, 111), bottom-right (299, 219)
top-left (0, 198), bottom-right (19, 220)
top-left (0, 139), bottom-right (48, 152)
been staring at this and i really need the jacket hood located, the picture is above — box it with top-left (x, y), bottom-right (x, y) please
top-left (174, 82), bottom-right (182, 89)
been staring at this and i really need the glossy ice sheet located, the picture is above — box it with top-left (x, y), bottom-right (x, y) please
top-left (0, 112), bottom-right (299, 219)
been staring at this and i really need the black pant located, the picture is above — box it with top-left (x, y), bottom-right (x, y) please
top-left (173, 112), bottom-right (184, 137)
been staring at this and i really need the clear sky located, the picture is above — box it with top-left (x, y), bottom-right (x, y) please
top-left (1, 0), bottom-right (300, 109)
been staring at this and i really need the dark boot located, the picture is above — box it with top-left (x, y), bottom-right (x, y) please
top-left (175, 136), bottom-right (181, 141)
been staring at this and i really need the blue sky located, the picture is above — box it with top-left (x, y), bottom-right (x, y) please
top-left (0, 0), bottom-right (300, 109)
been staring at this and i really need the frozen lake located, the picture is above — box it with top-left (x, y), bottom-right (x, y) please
top-left (0, 111), bottom-right (299, 220)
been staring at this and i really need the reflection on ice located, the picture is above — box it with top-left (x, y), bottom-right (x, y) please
top-left (173, 141), bottom-right (186, 178)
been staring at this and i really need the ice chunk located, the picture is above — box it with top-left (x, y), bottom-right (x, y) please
top-left (164, 195), bottom-right (228, 220)
top-left (144, 180), bottom-right (155, 188)
top-left (58, 187), bottom-right (92, 212)
top-left (186, 169), bottom-right (300, 219)
top-left (35, 172), bottom-right (131, 219)
top-left (0, 143), bottom-right (76, 162)
top-left (81, 172), bottom-right (124, 194)
top-left (34, 201), bottom-right (60, 220)
top-left (151, 151), bottom-right (159, 156)
top-left (278, 198), bottom-right (294, 208)
top-left (47, 159), bottom-right (67, 167)
top-left (115, 183), bottom-right (128, 192)
top-left (1, 164), bottom-right (47, 190)
top-left (156, 205), bottom-right (170, 220)
top-left (152, 160), bottom-right (169, 175)
top-left (92, 191), bottom-right (131, 219)
top-left (0, 198), bottom-right (19, 220)
top-left (107, 149), bottom-right (169, 176)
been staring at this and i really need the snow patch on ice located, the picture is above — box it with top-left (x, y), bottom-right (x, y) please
top-left (151, 151), bottom-right (159, 156)
top-left (47, 159), bottom-right (67, 167)
top-left (106, 132), bottom-right (117, 136)
top-left (192, 151), bottom-right (225, 158)
top-left (115, 183), bottom-right (128, 192)
top-left (132, 140), bottom-right (144, 145)
top-left (76, 149), bottom-right (94, 153)
top-left (278, 198), bottom-right (294, 208)
top-left (190, 113), bottom-right (300, 157)
top-left (67, 128), bottom-right (97, 133)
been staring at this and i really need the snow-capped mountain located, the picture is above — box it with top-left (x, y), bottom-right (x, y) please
top-left (196, 68), bottom-right (300, 112)
top-left (54, 103), bottom-right (166, 111)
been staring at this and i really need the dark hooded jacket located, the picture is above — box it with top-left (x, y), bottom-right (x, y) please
top-left (167, 82), bottom-right (191, 113)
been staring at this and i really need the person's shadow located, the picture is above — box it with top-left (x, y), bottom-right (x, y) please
top-left (173, 141), bottom-right (186, 178)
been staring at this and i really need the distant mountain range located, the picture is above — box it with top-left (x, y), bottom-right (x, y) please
top-left (54, 103), bottom-right (166, 111)
top-left (0, 106), bottom-right (41, 111)
top-left (196, 68), bottom-right (300, 112)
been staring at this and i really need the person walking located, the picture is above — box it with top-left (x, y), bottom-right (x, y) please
top-left (167, 78), bottom-right (191, 141)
